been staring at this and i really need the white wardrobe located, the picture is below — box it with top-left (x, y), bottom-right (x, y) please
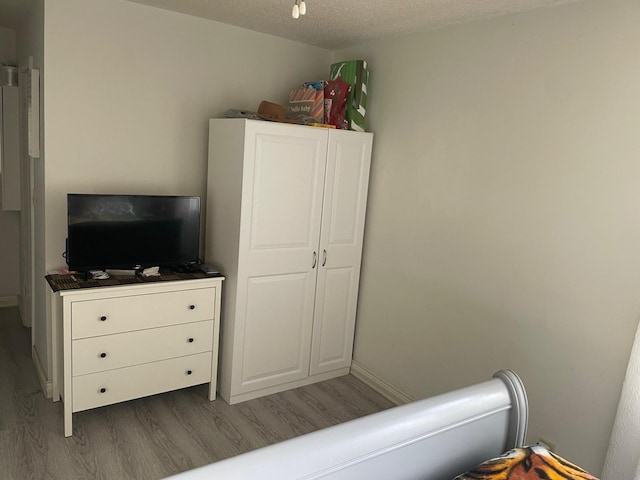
top-left (206, 119), bottom-right (373, 404)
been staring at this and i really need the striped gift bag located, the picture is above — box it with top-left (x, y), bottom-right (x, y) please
top-left (288, 82), bottom-right (325, 123)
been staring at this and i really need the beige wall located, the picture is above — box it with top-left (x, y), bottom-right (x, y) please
top-left (0, 186), bottom-right (19, 297)
top-left (0, 26), bottom-right (20, 297)
top-left (337, 0), bottom-right (640, 475)
top-left (0, 192), bottom-right (20, 297)
top-left (39, 0), bottom-right (331, 378)
top-left (0, 27), bottom-right (15, 59)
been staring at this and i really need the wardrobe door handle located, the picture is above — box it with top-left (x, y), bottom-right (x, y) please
top-left (100, 387), bottom-right (107, 394)
top-left (322, 249), bottom-right (327, 267)
top-left (100, 315), bottom-right (107, 321)
top-left (186, 370), bottom-right (193, 376)
top-left (189, 304), bottom-right (195, 310)
top-left (312, 251), bottom-right (317, 268)
top-left (100, 352), bottom-right (107, 358)
top-left (187, 338), bottom-right (194, 343)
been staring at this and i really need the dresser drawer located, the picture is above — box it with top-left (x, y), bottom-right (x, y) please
top-left (71, 287), bottom-right (215, 339)
top-left (72, 320), bottom-right (214, 376)
top-left (72, 351), bottom-right (212, 412)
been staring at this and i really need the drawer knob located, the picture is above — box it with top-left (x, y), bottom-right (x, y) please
top-left (100, 352), bottom-right (107, 358)
top-left (186, 370), bottom-right (193, 375)
top-left (187, 337), bottom-right (194, 343)
top-left (100, 315), bottom-right (107, 321)
top-left (188, 304), bottom-right (195, 310)
top-left (100, 387), bottom-right (107, 394)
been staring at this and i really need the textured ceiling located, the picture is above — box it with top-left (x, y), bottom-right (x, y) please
top-left (127, 0), bottom-right (584, 49)
top-left (0, 0), bottom-right (583, 49)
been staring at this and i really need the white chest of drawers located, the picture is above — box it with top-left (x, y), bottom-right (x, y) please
top-left (48, 276), bottom-right (224, 437)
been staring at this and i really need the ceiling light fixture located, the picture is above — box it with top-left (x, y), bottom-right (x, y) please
top-left (292, 0), bottom-right (306, 19)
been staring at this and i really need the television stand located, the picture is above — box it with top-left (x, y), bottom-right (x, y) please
top-left (46, 272), bottom-right (224, 437)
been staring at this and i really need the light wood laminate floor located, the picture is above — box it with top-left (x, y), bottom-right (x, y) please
top-left (0, 307), bottom-right (394, 479)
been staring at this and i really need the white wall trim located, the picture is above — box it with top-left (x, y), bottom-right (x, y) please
top-left (351, 360), bottom-right (413, 406)
top-left (17, 296), bottom-right (29, 328)
top-left (0, 295), bottom-right (19, 308)
top-left (33, 344), bottom-right (52, 398)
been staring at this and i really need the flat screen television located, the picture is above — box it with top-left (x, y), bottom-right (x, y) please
top-left (66, 194), bottom-right (201, 272)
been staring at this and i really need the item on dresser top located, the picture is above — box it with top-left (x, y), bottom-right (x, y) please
top-left (89, 270), bottom-right (110, 280)
top-left (197, 263), bottom-right (220, 276)
top-left (105, 268), bottom-right (138, 276)
top-left (66, 194), bottom-right (201, 274)
top-left (141, 266), bottom-right (160, 277)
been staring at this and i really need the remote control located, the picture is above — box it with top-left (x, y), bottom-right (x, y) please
top-left (198, 263), bottom-right (220, 276)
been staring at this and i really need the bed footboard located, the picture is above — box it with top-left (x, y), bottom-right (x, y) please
top-left (168, 369), bottom-right (528, 480)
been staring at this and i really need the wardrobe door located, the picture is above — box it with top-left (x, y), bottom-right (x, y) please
top-left (233, 122), bottom-right (328, 393)
top-left (310, 129), bottom-right (373, 375)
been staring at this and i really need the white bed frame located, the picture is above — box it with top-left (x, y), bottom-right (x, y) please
top-left (168, 370), bottom-right (528, 480)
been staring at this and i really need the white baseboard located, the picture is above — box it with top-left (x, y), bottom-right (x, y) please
top-left (32, 345), bottom-right (53, 399)
top-left (0, 295), bottom-right (19, 308)
top-left (350, 360), bottom-right (413, 406)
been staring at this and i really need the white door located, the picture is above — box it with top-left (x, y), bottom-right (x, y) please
top-left (19, 64), bottom-right (33, 328)
top-left (233, 122), bottom-right (328, 393)
top-left (310, 130), bottom-right (373, 375)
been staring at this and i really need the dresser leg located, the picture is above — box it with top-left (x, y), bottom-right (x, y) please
top-left (64, 404), bottom-right (72, 437)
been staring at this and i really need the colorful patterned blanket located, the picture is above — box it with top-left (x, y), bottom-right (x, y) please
top-left (454, 445), bottom-right (599, 480)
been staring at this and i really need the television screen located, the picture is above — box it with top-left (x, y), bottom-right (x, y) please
top-left (67, 194), bottom-right (201, 272)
